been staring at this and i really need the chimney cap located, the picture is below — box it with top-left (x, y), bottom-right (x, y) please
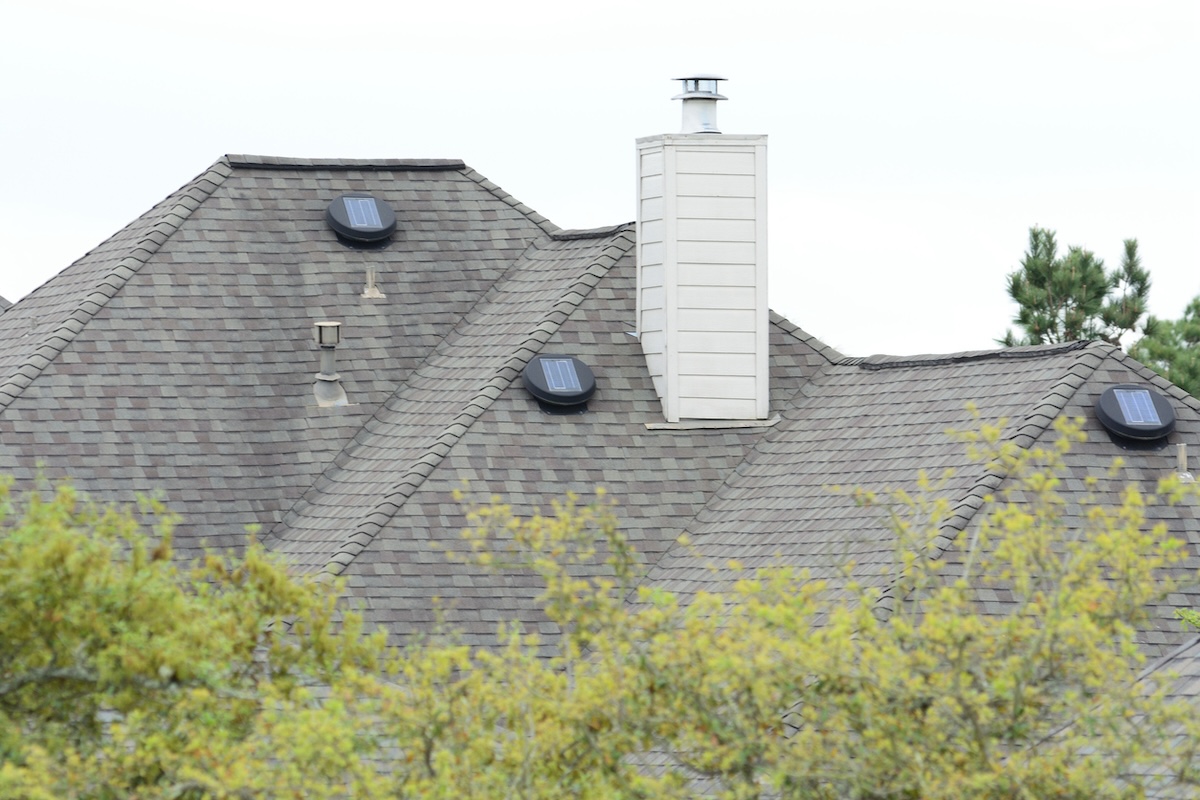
top-left (671, 75), bottom-right (727, 134)
top-left (672, 74), bottom-right (728, 101)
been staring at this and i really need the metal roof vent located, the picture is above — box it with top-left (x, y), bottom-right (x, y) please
top-left (522, 354), bottom-right (596, 414)
top-left (673, 74), bottom-right (727, 134)
top-left (1095, 384), bottom-right (1175, 449)
top-left (326, 194), bottom-right (397, 244)
top-left (313, 321), bottom-right (349, 407)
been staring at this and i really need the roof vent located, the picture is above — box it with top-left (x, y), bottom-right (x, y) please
top-left (673, 74), bottom-right (727, 134)
top-left (522, 354), bottom-right (596, 414)
top-left (326, 194), bottom-right (397, 244)
top-left (362, 267), bottom-right (386, 300)
top-left (313, 321), bottom-right (349, 407)
top-left (1177, 443), bottom-right (1195, 483)
top-left (1095, 384), bottom-right (1175, 448)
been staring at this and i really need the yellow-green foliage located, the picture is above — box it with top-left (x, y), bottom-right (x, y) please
top-left (1, 421), bottom-right (1198, 799)
top-left (0, 482), bottom-right (387, 798)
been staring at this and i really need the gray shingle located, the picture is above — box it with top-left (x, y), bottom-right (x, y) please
top-left (0, 154), bottom-right (1196, 668)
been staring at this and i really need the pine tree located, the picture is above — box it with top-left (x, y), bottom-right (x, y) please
top-left (1000, 227), bottom-right (1151, 347)
top-left (1133, 295), bottom-right (1200, 397)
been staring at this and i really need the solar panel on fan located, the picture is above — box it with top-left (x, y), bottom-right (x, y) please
top-left (541, 358), bottom-right (582, 393)
top-left (344, 197), bottom-right (383, 229)
top-left (1114, 388), bottom-right (1161, 425)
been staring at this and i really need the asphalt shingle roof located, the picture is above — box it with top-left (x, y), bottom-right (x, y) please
top-left (0, 154), bottom-right (1197, 659)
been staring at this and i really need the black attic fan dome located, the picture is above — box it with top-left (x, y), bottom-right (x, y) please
top-left (522, 354), bottom-right (596, 413)
top-left (326, 194), bottom-right (397, 244)
top-left (1095, 384), bottom-right (1176, 448)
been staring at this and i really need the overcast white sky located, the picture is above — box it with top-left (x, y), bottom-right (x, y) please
top-left (1, 0), bottom-right (1196, 357)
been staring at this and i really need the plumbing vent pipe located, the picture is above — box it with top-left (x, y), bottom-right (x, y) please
top-left (313, 321), bottom-right (349, 407)
top-left (673, 74), bottom-right (727, 134)
top-left (362, 267), bottom-right (385, 299)
top-left (1179, 443), bottom-right (1195, 483)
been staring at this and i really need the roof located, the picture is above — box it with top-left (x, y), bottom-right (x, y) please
top-left (0, 155), bottom-right (1197, 661)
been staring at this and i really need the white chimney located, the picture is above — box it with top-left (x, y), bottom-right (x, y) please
top-left (636, 76), bottom-right (769, 422)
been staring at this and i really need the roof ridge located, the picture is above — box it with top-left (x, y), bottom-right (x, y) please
top-left (225, 154), bottom-right (467, 171)
top-left (459, 167), bottom-right (562, 237)
top-left (843, 340), bottom-right (1092, 371)
top-left (271, 230), bottom-right (637, 577)
top-left (769, 310), bottom-right (843, 365)
top-left (552, 223), bottom-right (635, 241)
top-left (872, 340), bottom-right (1112, 619)
top-left (0, 159), bottom-right (233, 413)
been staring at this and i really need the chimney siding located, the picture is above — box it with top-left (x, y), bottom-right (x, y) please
top-left (636, 133), bottom-right (769, 422)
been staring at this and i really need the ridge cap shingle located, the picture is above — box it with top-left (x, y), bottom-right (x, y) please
top-left (224, 154), bottom-right (468, 171)
top-left (843, 340), bottom-right (1094, 371)
top-left (551, 223), bottom-right (635, 241)
top-left (0, 159), bottom-right (234, 413)
top-left (769, 310), bottom-right (843, 365)
top-left (873, 340), bottom-right (1112, 619)
top-left (459, 167), bottom-right (561, 237)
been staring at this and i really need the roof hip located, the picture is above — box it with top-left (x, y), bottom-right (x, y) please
top-left (0, 160), bottom-right (234, 414)
top-left (267, 227), bottom-right (637, 578)
top-left (873, 340), bottom-right (1113, 618)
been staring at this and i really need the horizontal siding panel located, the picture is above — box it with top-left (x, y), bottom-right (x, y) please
top-left (676, 195), bottom-right (755, 218)
top-left (676, 173), bottom-right (755, 197)
top-left (678, 352), bottom-right (758, 376)
top-left (679, 374), bottom-right (757, 399)
top-left (640, 242), bottom-right (664, 265)
top-left (677, 240), bottom-right (756, 264)
top-left (678, 330), bottom-right (756, 352)
top-left (678, 218), bottom-right (756, 242)
top-left (679, 397), bottom-right (758, 420)
top-left (678, 262), bottom-right (757, 286)
top-left (644, 352), bottom-right (665, 380)
top-left (641, 308), bottom-right (666, 332)
top-left (640, 196), bottom-right (663, 222)
top-left (640, 264), bottom-right (664, 291)
top-left (640, 219), bottom-right (665, 245)
top-left (641, 330), bottom-right (665, 355)
top-left (641, 175), bottom-right (663, 198)
top-left (640, 150), bottom-right (664, 176)
top-left (678, 285), bottom-right (756, 309)
top-left (678, 308), bottom-right (757, 331)
top-left (675, 149), bottom-right (756, 175)
top-left (641, 305), bottom-right (665, 324)
top-left (640, 286), bottom-right (665, 312)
